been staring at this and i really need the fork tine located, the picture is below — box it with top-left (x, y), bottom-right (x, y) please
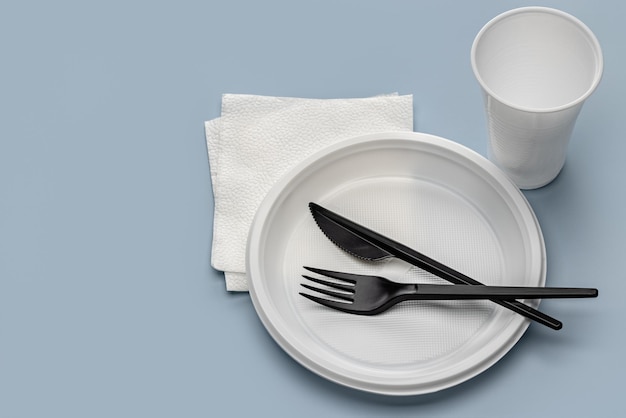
top-left (301, 274), bottom-right (354, 292)
top-left (299, 292), bottom-right (353, 312)
top-left (302, 267), bottom-right (359, 284)
top-left (300, 282), bottom-right (354, 302)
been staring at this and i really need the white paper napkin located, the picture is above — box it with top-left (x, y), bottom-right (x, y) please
top-left (205, 93), bottom-right (414, 291)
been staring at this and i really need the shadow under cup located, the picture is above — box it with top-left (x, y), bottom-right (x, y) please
top-left (471, 7), bottom-right (603, 189)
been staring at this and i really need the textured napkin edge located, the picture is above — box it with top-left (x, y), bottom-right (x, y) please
top-left (224, 272), bottom-right (247, 292)
top-left (205, 118), bottom-right (241, 291)
top-left (204, 118), bottom-right (221, 186)
top-left (206, 118), bottom-right (248, 291)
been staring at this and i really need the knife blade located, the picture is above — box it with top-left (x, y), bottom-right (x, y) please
top-left (308, 202), bottom-right (562, 330)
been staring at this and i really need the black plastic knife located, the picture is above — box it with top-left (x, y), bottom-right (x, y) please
top-left (308, 202), bottom-right (562, 330)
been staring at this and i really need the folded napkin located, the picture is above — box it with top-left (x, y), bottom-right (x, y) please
top-left (205, 93), bottom-right (414, 291)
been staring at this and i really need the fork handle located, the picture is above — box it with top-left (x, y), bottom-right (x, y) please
top-left (411, 284), bottom-right (598, 300)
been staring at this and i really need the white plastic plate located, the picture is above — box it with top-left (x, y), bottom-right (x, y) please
top-left (247, 132), bottom-right (546, 395)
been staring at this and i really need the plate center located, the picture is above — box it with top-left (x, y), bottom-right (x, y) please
top-left (285, 176), bottom-right (501, 366)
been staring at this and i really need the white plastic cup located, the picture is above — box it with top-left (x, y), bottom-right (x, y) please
top-left (471, 7), bottom-right (603, 189)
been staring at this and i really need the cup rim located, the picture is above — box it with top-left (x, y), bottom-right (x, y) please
top-left (470, 6), bottom-right (604, 113)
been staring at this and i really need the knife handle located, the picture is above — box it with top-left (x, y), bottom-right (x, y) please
top-left (396, 246), bottom-right (563, 329)
top-left (495, 298), bottom-right (562, 329)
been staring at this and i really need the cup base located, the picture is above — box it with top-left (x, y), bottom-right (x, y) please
top-left (489, 156), bottom-right (564, 190)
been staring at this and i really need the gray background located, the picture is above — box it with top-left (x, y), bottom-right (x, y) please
top-left (1, 0), bottom-right (622, 416)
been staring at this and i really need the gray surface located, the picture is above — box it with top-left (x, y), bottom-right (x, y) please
top-left (1, 1), bottom-right (623, 416)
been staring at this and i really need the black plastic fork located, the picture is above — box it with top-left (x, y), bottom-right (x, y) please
top-left (300, 267), bottom-right (598, 316)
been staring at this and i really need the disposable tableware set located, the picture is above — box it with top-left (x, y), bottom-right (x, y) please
top-left (207, 7), bottom-right (604, 395)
